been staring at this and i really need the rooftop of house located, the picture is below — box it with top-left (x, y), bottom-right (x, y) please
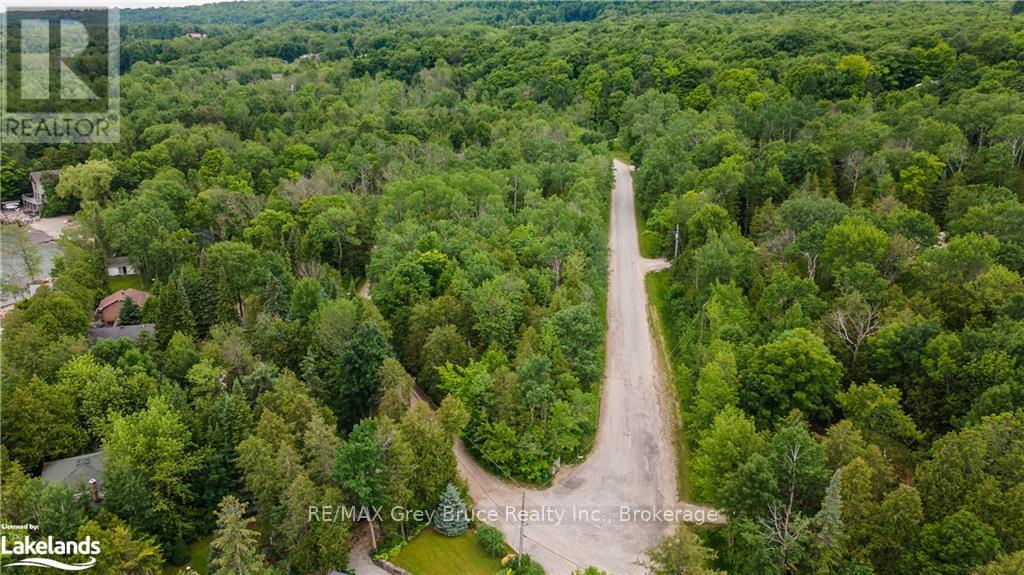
top-left (40, 451), bottom-right (104, 487)
top-left (107, 255), bottom-right (132, 267)
top-left (88, 323), bottom-right (155, 342)
top-left (28, 169), bottom-right (61, 183)
top-left (96, 288), bottom-right (150, 313)
top-left (27, 170), bottom-right (61, 197)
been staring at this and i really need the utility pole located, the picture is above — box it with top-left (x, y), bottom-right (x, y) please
top-left (517, 491), bottom-right (526, 567)
top-left (368, 515), bottom-right (377, 551)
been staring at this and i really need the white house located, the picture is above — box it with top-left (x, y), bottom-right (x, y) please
top-left (106, 256), bottom-right (136, 277)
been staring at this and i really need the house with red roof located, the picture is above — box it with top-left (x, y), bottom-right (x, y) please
top-left (95, 288), bottom-right (150, 326)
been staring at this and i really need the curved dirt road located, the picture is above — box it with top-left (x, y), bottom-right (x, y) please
top-left (349, 160), bottom-right (719, 575)
top-left (452, 160), bottom-right (719, 574)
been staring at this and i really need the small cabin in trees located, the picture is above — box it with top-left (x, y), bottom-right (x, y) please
top-left (106, 255), bottom-right (136, 277)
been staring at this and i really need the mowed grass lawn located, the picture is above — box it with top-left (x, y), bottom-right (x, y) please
top-left (391, 529), bottom-right (503, 575)
top-left (107, 274), bottom-right (145, 292)
top-left (160, 535), bottom-right (211, 575)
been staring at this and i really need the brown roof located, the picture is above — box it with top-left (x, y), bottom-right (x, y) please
top-left (96, 288), bottom-right (150, 313)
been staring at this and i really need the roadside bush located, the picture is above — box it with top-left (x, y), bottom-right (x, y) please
top-left (511, 554), bottom-right (546, 575)
top-left (476, 524), bottom-right (505, 557)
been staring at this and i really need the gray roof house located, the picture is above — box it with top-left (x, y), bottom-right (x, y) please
top-left (88, 323), bottom-right (155, 342)
top-left (40, 451), bottom-right (105, 502)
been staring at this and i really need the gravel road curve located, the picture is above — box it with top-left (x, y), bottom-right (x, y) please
top-left (348, 160), bottom-right (721, 575)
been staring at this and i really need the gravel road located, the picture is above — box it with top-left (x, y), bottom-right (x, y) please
top-left (348, 160), bottom-right (721, 575)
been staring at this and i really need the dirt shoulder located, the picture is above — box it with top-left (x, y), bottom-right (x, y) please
top-left (29, 216), bottom-right (74, 241)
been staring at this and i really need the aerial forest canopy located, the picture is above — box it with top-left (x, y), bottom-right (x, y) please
top-left (1, 2), bottom-right (1023, 575)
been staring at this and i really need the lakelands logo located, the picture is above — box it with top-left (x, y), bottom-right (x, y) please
top-left (0, 535), bottom-right (101, 571)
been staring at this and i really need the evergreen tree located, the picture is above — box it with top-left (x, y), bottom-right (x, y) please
top-left (216, 270), bottom-right (239, 325)
top-left (117, 297), bottom-right (142, 325)
top-left (259, 270), bottom-right (289, 318)
top-left (155, 279), bottom-right (195, 348)
top-left (197, 392), bottom-right (253, 518)
top-left (289, 277), bottom-right (322, 323)
top-left (432, 482), bottom-right (469, 537)
top-left (814, 468), bottom-right (845, 571)
top-left (209, 496), bottom-right (271, 575)
top-left (195, 254), bottom-right (218, 339)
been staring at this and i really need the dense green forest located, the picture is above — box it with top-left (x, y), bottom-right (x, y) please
top-left (2, 2), bottom-right (1023, 575)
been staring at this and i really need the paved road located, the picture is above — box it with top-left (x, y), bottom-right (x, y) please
top-left (348, 160), bottom-right (720, 575)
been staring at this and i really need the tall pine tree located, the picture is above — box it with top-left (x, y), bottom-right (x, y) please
top-left (216, 270), bottom-right (239, 326)
top-left (209, 496), bottom-right (271, 575)
top-left (195, 253), bottom-right (219, 339)
top-left (155, 277), bottom-right (195, 348)
top-left (260, 270), bottom-right (288, 318)
top-left (197, 392), bottom-right (253, 520)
